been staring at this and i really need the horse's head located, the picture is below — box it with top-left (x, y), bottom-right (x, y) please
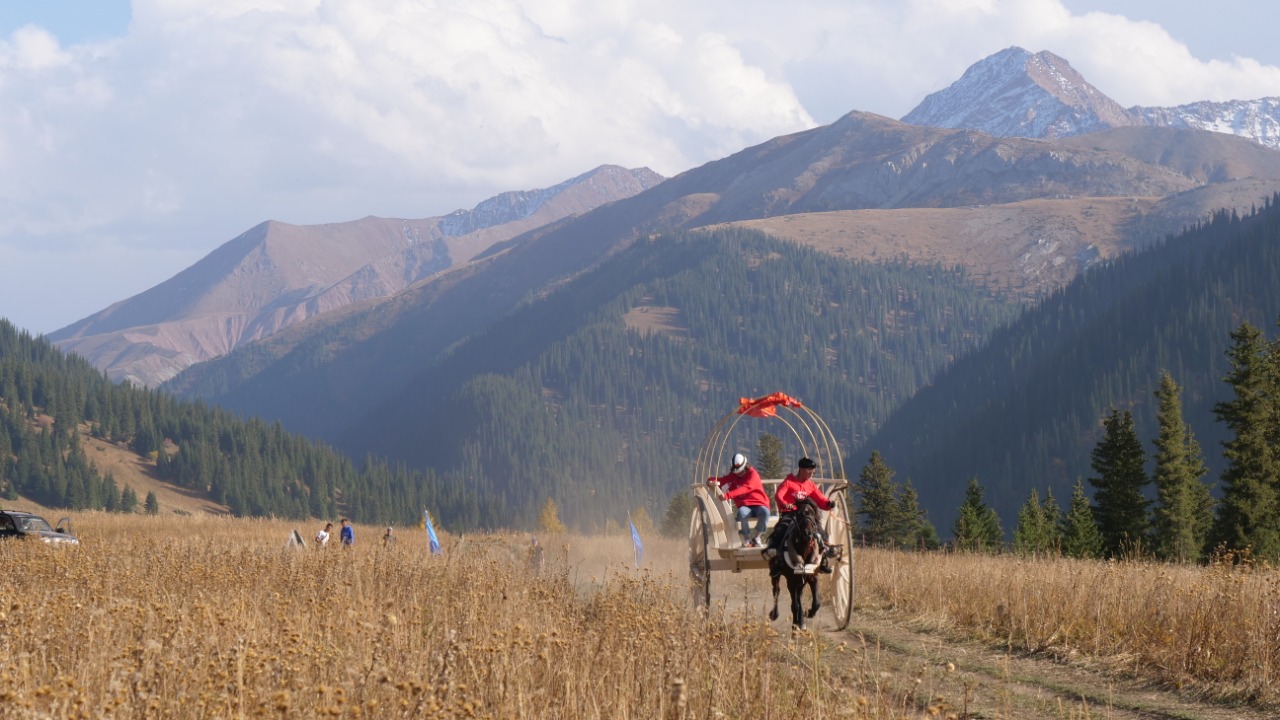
top-left (784, 497), bottom-right (823, 561)
top-left (797, 497), bottom-right (824, 532)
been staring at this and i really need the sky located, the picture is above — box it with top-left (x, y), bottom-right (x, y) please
top-left (2, 1), bottom-right (1279, 335)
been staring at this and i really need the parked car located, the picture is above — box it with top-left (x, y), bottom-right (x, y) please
top-left (0, 510), bottom-right (79, 545)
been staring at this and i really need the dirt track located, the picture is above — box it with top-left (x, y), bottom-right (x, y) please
top-left (695, 569), bottom-right (1272, 720)
top-left (816, 606), bottom-right (1276, 720)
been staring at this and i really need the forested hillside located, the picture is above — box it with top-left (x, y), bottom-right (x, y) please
top-left (341, 228), bottom-right (1020, 530)
top-left (868, 196), bottom-right (1280, 530)
top-left (0, 320), bottom-right (452, 524)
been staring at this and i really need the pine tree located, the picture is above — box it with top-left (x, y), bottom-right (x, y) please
top-left (1040, 487), bottom-right (1063, 552)
top-left (1089, 408), bottom-right (1151, 557)
top-left (1210, 322), bottom-right (1280, 560)
top-left (952, 477), bottom-right (1002, 552)
top-left (894, 480), bottom-right (938, 549)
top-left (144, 491), bottom-right (160, 515)
top-left (103, 473), bottom-right (120, 512)
top-left (1061, 479), bottom-right (1103, 559)
top-left (121, 485), bottom-right (139, 513)
top-left (1151, 371), bottom-right (1214, 562)
top-left (660, 490), bottom-right (694, 538)
top-left (538, 497), bottom-right (567, 534)
top-left (1013, 488), bottom-right (1056, 555)
top-left (755, 434), bottom-right (785, 480)
top-left (855, 451), bottom-right (899, 545)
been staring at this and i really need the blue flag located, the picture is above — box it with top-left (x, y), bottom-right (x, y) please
top-left (424, 510), bottom-right (442, 555)
top-left (629, 520), bottom-right (644, 567)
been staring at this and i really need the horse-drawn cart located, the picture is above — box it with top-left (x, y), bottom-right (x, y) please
top-left (688, 393), bottom-right (855, 630)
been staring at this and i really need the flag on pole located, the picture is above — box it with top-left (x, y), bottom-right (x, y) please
top-left (629, 520), bottom-right (644, 567)
top-left (424, 510), bottom-right (443, 555)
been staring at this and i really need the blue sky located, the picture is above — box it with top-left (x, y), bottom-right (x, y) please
top-left (2, 0), bottom-right (1279, 335)
top-left (0, 0), bottom-right (130, 45)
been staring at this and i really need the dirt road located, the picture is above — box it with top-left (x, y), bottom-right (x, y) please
top-left (811, 605), bottom-right (1275, 720)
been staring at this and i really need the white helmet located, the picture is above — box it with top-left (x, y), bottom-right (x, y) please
top-left (731, 453), bottom-right (748, 473)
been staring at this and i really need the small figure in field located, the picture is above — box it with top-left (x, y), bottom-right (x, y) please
top-left (339, 518), bottom-right (355, 547)
top-left (764, 457), bottom-right (835, 573)
top-left (527, 536), bottom-right (545, 572)
top-left (708, 452), bottom-right (770, 547)
top-left (382, 526), bottom-right (396, 547)
top-left (315, 522), bottom-right (333, 548)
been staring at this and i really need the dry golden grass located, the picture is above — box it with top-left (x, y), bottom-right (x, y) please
top-left (10, 512), bottom-right (1275, 718)
top-left (854, 548), bottom-right (1280, 704)
top-left (0, 514), bottom-right (904, 720)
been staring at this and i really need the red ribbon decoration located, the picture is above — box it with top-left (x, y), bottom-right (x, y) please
top-left (736, 392), bottom-right (803, 418)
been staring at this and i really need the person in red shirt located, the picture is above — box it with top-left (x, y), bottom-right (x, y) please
top-left (764, 457), bottom-right (834, 572)
top-left (708, 453), bottom-right (771, 547)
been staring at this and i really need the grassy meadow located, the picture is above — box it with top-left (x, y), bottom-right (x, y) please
top-left (0, 514), bottom-right (872, 719)
top-left (1, 512), bottom-right (1278, 718)
top-left (856, 547), bottom-right (1280, 705)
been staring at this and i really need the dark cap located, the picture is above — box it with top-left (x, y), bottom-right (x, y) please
top-left (797, 457), bottom-right (817, 470)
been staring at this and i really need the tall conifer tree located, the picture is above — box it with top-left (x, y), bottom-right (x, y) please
top-left (952, 477), bottom-right (1002, 551)
top-left (1013, 488), bottom-right (1059, 555)
top-left (1061, 479), bottom-right (1103, 559)
top-left (1089, 408), bottom-right (1151, 557)
top-left (1210, 322), bottom-right (1280, 560)
top-left (755, 434), bottom-right (785, 480)
top-left (894, 480), bottom-right (939, 550)
top-left (1151, 371), bottom-right (1213, 562)
top-left (855, 451), bottom-right (900, 546)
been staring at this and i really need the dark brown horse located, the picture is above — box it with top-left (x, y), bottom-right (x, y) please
top-left (768, 497), bottom-right (824, 629)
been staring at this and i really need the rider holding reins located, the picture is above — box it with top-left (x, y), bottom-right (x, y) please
top-left (764, 457), bottom-right (835, 573)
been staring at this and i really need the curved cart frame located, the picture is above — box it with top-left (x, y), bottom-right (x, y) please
top-left (688, 394), bottom-right (855, 630)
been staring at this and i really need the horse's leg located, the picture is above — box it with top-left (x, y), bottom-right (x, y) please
top-left (769, 572), bottom-right (781, 622)
top-left (788, 575), bottom-right (805, 629)
top-left (805, 575), bottom-right (821, 618)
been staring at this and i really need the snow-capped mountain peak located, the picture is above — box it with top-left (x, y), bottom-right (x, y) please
top-left (902, 47), bottom-right (1280, 150)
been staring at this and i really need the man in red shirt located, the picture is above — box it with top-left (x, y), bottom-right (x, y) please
top-left (708, 453), bottom-right (771, 547)
top-left (764, 457), bottom-right (834, 572)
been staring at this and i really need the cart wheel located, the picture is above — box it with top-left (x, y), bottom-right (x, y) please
top-left (688, 497), bottom-right (713, 608)
top-left (825, 487), bottom-right (855, 630)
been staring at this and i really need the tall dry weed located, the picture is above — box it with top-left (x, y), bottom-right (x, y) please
top-left (856, 547), bottom-right (1280, 704)
top-left (0, 513), bottom-right (896, 719)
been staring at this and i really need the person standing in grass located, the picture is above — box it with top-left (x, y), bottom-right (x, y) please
top-left (382, 526), bottom-right (397, 547)
top-left (315, 522), bottom-right (333, 548)
top-left (340, 518), bottom-right (355, 547)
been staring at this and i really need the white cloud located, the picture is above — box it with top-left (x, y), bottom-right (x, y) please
top-left (2, 0), bottom-right (1279, 334)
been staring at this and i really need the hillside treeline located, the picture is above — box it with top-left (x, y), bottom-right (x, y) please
top-left (0, 320), bottom-right (453, 524)
top-left (350, 228), bottom-right (1020, 530)
top-left (869, 195), bottom-right (1280, 530)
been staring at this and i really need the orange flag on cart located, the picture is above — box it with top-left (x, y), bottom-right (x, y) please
top-left (737, 392), bottom-right (803, 418)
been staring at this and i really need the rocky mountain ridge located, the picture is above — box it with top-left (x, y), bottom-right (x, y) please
top-left (49, 165), bottom-right (663, 386)
top-left (903, 47), bottom-right (1280, 149)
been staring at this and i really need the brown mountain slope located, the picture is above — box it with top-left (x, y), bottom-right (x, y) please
top-left (1056, 126), bottom-right (1280, 183)
top-left (718, 197), bottom-right (1147, 295)
top-left (50, 165), bottom-right (663, 386)
top-left (717, 178), bottom-right (1280, 298)
top-left (165, 115), bottom-right (1280, 450)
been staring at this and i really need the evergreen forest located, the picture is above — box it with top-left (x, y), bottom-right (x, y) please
top-left (0, 320), bottom-right (454, 524)
top-left (868, 195), bottom-right (1280, 532)
top-left (340, 228), bottom-right (1020, 530)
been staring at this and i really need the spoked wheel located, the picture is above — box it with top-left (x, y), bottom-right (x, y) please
top-left (824, 486), bottom-right (855, 630)
top-left (688, 497), bottom-right (713, 608)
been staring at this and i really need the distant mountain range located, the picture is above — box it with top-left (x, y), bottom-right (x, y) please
top-left (903, 47), bottom-right (1280, 148)
top-left (30, 46), bottom-right (1280, 530)
top-left (48, 165), bottom-right (663, 386)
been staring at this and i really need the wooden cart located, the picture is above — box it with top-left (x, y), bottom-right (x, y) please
top-left (688, 393), bottom-right (855, 630)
